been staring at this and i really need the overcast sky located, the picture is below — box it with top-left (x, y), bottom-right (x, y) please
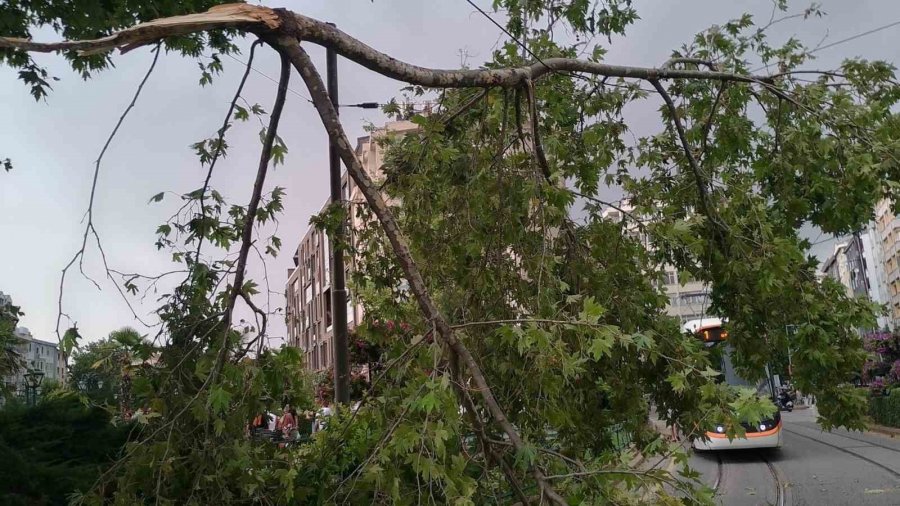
top-left (2, 0), bottom-right (899, 345)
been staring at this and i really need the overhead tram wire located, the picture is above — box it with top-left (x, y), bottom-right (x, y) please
top-left (224, 52), bottom-right (314, 104)
top-left (751, 18), bottom-right (900, 73)
top-left (226, 53), bottom-right (435, 111)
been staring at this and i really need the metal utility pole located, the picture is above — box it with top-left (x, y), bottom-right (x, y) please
top-left (326, 28), bottom-right (351, 405)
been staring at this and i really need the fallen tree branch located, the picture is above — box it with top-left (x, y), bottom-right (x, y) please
top-left (0, 4), bottom-right (279, 55)
top-left (209, 47), bottom-right (290, 385)
top-left (661, 57), bottom-right (718, 71)
top-left (648, 78), bottom-right (727, 244)
top-left (276, 36), bottom-right (567, 506)
top-left (2, 4), bottom-right (778, 90)
top-left (54, 43), bottom-right (160, 356)
top-left (193, 39), bottom-right (262, 264)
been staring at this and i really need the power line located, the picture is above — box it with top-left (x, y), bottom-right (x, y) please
top-left (811, 20), bottom-right (900, 55)
top-left (464, 0), bottom-right (548, 68)
top-left (223, 52), bottom-right (314, 104)
top-left (752, 19), bottom-right (900, 73)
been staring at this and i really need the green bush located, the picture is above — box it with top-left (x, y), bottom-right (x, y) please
top-left (0, 395), bottom-right (132, 504)
top-left (869, 389), bottom-right (900, 428)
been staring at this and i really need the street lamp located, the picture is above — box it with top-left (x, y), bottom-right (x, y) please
top-left (23, 365), bottom-right (44, 406)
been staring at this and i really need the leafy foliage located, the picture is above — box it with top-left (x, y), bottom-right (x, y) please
top-left (869, 389), bottom-right (900, 428)
top-left (0, 0), bottom-right (237, 99)
top-left (3, 0), bottom-right (900, 503)
top-left (863, 331), bottom-right (900, 394)
top-left (69, 328), bottom-right (149, 408)
top-left (0, 293), bottom-right (24, 396)
top-left (0, 395), bottom-right (133, 505)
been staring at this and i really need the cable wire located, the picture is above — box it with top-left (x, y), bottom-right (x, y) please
top-left (224, 52), bottom-right (314, 104)
top-left (752, 19), bottom-right (900, 73)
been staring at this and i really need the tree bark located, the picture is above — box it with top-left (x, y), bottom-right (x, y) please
top-left (1, 4), bottom-right (776, 89)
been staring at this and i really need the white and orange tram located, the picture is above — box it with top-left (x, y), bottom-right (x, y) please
top-left (683, 318), bottom-right (783, 451)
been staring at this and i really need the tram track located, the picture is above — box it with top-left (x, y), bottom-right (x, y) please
top-left (783, 427), bottom-right (900, 479)
top-left (759, 452), bottom-right (786, 506)
top-left (798, 427), bottom-right (900, 454)
top-left (710, 450), bottom-right (786, 505)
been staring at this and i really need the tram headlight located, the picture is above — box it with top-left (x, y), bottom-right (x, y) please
top-left (715, 425), bottom-right (725, 434)
top-left (758, 423), bottom-right (767, 431)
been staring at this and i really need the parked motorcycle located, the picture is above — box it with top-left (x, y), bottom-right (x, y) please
top-left (775, 387), bottom-right (794, 412)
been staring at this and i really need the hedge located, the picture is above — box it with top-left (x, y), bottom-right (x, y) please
top-left (0, 395), bottom-right (132, 505)
top-left (869, 390), bottom-right (900, 428)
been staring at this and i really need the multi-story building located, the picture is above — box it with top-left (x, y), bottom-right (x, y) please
top-left (875, 198), bottom-right (900, 326)
top-left (820, 222), bottom-right (892, 330)
top-left (822, 242), bottom-right (852, 295)
top-left (662, 267), bottom-right (712, 323)
top-left (1, 292), bottom-right (66, 394)
top-left (285, 120), bottom-right (417, 371)
top-left (599, 203), bottom-right (712, 323)
top-left (3, 327), bottom-right (65, 395)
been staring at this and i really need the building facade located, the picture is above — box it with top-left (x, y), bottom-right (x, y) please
top-left (822, 242), bottom-right (852, 295)
top-left (599, 203), bottom-right (712, 323)
top-left (285, 120), bottom-right (417, 371)
top-left (662, 267), bottom-right (712, 323)
top-left (820, 221), bottom-right (892, 330)
top-left (3, 327), bottom-right (65, 395)
top-left (875, 198), bottom-right (900, 326)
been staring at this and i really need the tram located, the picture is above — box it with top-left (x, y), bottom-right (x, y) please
top-left (684, 318), bottom-right (783, 450)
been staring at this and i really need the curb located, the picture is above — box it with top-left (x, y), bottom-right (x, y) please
top-left (867, 423), bottom-right (900, 438)
top-left (628, 451), bottom-right (645, 468)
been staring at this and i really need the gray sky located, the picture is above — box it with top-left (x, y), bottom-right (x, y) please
top-left (2, 0), bottom-right (899, 344)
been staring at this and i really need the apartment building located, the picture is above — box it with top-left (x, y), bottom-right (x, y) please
top-left (821, 242), bottom-right (853, 295)
top-left (285, 120), bottom-right (417, 371)
top-left (2, 327), bottom-right (66, 394)
top-left (599, 203), bottom-right (712, 323)
top-left (1, 292), bottom-right (66, 394)
top-left (870, 198), bottom-right (900, 327)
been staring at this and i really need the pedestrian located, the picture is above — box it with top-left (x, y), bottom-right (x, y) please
top-left (281, 404), bottom-right (296, 434)
top-left (314, 399), bottom-right (333, 433)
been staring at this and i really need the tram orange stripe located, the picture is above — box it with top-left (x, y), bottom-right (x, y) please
top-left (705, 420), bottom-right (781, 439)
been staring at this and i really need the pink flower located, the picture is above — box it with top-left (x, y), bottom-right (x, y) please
top-left (890, 360), bottom-right (900, 380)
top-left (400, 322), bottom-right (410, 331)
top-left (386, 320), bottom-right (395, 331)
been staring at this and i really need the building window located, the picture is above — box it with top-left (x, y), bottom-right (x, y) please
top-left (664, 271), bottom-right (677, 285)
top-left (680, 292), bottom-right (707, 305)
top-left (324, 232), bottom-right (331, 281)
top-left (324, 289), bottom-right (333, 330)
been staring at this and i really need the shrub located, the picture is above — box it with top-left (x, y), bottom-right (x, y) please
top-left (0, 394), bottom-right (132, 504)
top-left (869, 389), bottom-right (900, 428)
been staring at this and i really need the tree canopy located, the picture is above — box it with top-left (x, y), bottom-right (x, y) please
top-left (0, 293), bottom-right (24, 396)
top-left (3, 1), bottom-right (899, 504)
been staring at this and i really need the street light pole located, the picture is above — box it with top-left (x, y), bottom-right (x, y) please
top-left (23, 364), bottom-right (44, 407)
top-left (326, 26), bottom-right (351, 406)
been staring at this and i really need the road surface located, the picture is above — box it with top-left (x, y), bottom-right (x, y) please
top-left (689, 407), bottom-right (900, 505)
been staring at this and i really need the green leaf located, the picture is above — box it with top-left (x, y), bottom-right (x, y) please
top-left (233, 104), bottom-right (249, 121)
top-left (588, 331), bottom-right (615, 360)
top-left (667, 372), bottom-right (687, 393)
top-left (579, 296), bottom-right (605, 324)
top-left (208, 386), bottom-right (231, 414)
top-left (149, 192), bottom-right (165, 204)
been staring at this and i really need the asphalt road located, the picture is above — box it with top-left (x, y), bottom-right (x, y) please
top-left (689, 407), bottom-right (900, 505)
